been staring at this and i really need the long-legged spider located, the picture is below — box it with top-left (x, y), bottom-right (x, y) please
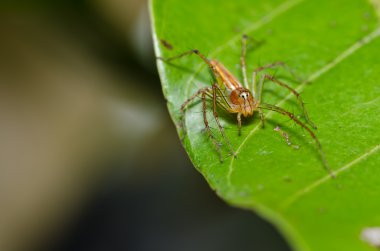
top-left (159, 35), bottom-right (335, 177)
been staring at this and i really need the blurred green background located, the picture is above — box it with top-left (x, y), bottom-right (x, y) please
top-left (0, 1), bottom-right (291, 250)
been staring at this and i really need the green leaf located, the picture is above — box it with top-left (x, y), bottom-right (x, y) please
top-left (150, 0), bottom-right (380, 250)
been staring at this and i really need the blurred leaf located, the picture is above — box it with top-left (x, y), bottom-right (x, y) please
top-left (150, 0), bottom-right (380, 250)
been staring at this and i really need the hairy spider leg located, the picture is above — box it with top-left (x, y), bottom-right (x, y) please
top-left (260, 103), bottom-right (335, 178)
top-left (239, 35), bottom-right (266, 130)
top-left (240, 35), bottom-right (267, 128)
top-left (179, 86), bottom-right (223, 160)
top-left (212, 83), bottom-right (237, 158)
top-left (256, 73), bottom-right (317, 129)
top-left (240, 34), bottom-right (249, 88)
top-left (201, 91), bottom-right (224, 161)
top-left (158, 49), bottom-right (213, 68)
top-left (179, 85), bottom-right (236, 162)
top-left (179, 87), bottom-right (212, 139)
top-left (254, 61), bottom-right (302, 82)
top-left (250, 71), bottom-right (265, 127)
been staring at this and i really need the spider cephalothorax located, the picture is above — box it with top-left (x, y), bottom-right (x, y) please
top-left (229, 88), bottom-right (258, 117)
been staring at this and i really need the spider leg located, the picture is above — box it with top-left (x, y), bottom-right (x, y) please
top-left (258, 110), bottom-right (265, 128)
top-left (253, 73), bottom-right (266, 128)
top-left (240, 34), bottom-right (249, 88)
top-left (180, 87), bottom-right (212, 140)
top-left (259, 103), bottom-right (335, 178)
top-left (157, 49), bottom-right (213, 68)
top-left (254, 61), bottom-right (302, 82)
top-left (258, 74), bottom-right (317, 129)
top-left (251, 71), bottom-right (257, 95)
top-left (201, 90), bottom-right (224, 162)
top-left (212, 84), bottom-right (237, 158)
top-left (237, 113), bottom-right (242, 136)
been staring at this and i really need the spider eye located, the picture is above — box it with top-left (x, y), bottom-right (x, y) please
top-left (240, 92), bottom-right (249, 99)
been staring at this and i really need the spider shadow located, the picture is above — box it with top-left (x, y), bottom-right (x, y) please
top-left (259, 117), bottom-right (317, 155)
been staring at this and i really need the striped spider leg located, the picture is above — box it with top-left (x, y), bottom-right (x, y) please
top-left (178, 84), bottom-right (237, 161)
top-left (158, 35), bottom-right (335, 177)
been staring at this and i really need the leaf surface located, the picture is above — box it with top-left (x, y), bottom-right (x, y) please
top-left (151, 0), bottom-right (380, 250)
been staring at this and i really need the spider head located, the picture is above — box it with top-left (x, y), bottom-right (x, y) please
top-left (230, 88), bottom-right (258, 117)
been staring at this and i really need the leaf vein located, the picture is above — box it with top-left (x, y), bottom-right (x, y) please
top-left (279, 144), bottom-right (380, 210)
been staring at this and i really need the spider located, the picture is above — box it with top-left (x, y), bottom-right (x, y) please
top-left (158, 35), bottom-right (335, 178)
